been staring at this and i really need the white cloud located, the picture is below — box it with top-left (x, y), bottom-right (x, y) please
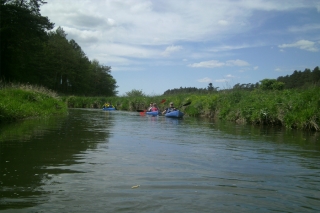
top-left (215, 79), bottom-right (229, 82)
top-left (226, 59), bottom-right (250, 66)
top-left (188, 59), bottom-right (249, 68)
top-left (274, 67), bottom-right (291, 72)
top-left (208, 44), bottom-right (254, 52)
top-left (288, 24), bottom-right (320, 33)
top-left (189, 60), bottom-right (224, 68)
top-left (253, 66), bottom-right (259, 70)
top-left (40, 0), bottom-right (320, 71)
top-left (162, 45), bottom-right (183, 57)
top-left (43, 0), bottom-right (317, 47)
top-left (218, 20), bottom-right (229, 26)
top-left (225, 74), bottom-right (235, 78)
top-left (278, 40), bottom-right (318, 52)
top-left (112, 66), bottom-right (145, 72)
top-left (197, 77), bottom-right (212, 83)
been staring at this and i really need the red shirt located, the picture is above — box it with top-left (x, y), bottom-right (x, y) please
top-left (151, 107), bottom-right (158, 111)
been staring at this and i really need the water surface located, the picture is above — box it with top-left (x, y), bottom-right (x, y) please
top-left (1, 109), bottom-right (319, 212)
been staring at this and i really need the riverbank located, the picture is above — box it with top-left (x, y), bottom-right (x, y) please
top-left (64, 87), bottom-right (320, 131)
top-left (1, 83), bottom-right (319, 131)
top-left (0, 83), bottom-right (67, 123)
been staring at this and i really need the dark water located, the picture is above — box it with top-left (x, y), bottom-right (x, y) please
top-left (1, 109), bottom-right (319, 213)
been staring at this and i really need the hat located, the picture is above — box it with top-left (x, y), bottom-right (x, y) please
top-left (170, 102), bottom-right (173, 104)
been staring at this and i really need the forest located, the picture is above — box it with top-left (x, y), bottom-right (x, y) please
top-left (0, 0), bottom-right (118, 96)
top-left (163, 66), bottom-right (320, 95)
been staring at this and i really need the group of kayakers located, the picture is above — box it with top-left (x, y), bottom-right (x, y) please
top-left (102, 101), bottom-right (179, 114)
top-left (147, 102), bottom-right (177, 114)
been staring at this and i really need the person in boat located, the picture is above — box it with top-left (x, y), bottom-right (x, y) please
top-left (151, 103), bottom-right (159, 112)
top-left (162, 102), bottom-right (177, 114)
top-left (147, 102), bottom-right (153, 112)
top-left (103, 103), bottom-right (109, 109)
top-left (103, 102), bottom-right (114, 109)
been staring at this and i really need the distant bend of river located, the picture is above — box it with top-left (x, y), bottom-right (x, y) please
top-left (0, 108), bottom-right (319, 213)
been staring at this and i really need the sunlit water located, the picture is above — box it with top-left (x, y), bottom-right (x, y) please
top-left (1, 109), bottom-right (319, 212)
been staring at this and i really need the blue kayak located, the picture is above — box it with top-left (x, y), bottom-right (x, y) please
top-left (103, 107), bottom-right (116, 111)
top-left (164, 110), bottom-right (184, 118)
top-left (146, 111), bottom-right (160, 116)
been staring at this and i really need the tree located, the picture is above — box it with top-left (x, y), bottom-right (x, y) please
top-left (277, 66), bottom-right (320, 89)
top-left (312, 66), bottom-right (320, 85)
top-left (0, 0), bottom-right (54, 82)
top-left (88, 60), bottom-right (118, 96)
top-left (125, 89), bottom-right (145, 97)
top-left (41, 27), bottom-right (78, 93)
top-left (259, 79), bottom-right (284, 90)
top-left (207, 83), bottom-right (214, 91)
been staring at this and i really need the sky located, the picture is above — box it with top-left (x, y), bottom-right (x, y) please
top-left (41, 0), bottom-right (320, 96)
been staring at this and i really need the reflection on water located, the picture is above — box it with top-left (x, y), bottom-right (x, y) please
top-left (0, 109), bottom-right (319, 212)
top-left (0, 109), bottom-right (114, 209)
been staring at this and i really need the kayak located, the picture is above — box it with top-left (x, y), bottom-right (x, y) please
top-left (164, 110), bottom-right (184, 118)
top-left (146, 111), bottom-right (160, 116)
top-left (103, 107), bottom-right (116, 111)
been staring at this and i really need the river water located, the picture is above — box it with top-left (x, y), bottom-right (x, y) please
top-left (0, 109), bottom-right (319, 213)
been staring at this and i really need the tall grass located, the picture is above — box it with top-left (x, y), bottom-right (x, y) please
top-left (62, 87), bottom-right (319, 131)
top-left (2, 80), bottom-right (318, 131)
top-left (0, 82), bottom-right (67, 122)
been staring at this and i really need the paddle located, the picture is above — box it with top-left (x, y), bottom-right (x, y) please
top-left (179, 101), bottom-right (191, 108)
top-left (162, 101), bottom-right (192, 115)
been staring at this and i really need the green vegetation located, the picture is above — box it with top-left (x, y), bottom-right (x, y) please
top-left (1, 1), bottom-right (118, 96)
top-left (61, 86), bottom-right (319, 131)
top-left (277, 66), bottom-right (320, 89)
top-left (0, 82), bottom-right (67, 123)
top-left (1, 82), bottom-right (319, 131)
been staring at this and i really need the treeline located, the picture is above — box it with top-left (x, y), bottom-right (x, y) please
top-left (0, 0), bottom-right (118, 96)
top-left (277, 66), bottom-right (320, 89)
top-left (163, 66), bottom-right (320, 95)
top-left (163, 83), bottom-right (219, 95)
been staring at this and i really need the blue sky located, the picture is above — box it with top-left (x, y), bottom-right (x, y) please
top-left (41, 0), bottom-right (320, 96)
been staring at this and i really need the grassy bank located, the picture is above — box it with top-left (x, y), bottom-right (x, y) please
top-left (0, 83), bottom-right (68, 123)
top-left (1, 82), bottom-right (319, 131)
top-left (183, 87), bottom-right (320, 131)
top-left (64, 87), bottom-right (320, 131)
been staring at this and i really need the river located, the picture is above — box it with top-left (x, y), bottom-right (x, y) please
top-left (0, 109), bottom-right (319, 212)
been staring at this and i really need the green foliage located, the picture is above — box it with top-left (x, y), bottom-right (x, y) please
top-left (277, 66), bottom-right (320, 89)
top-left (259, 79), bottom-right (284, 90)
top-left (0, 86), bottom-right (67, 123)
top-left (0, 2), bottom-right (118, 97)
top-left (163, 85), bottom-right (215, 95)
top-left (0, 0), bottom-right (54, 82)
top-left (61, 86), bottom-right (320, 131)
top-left (42, 28), bottom-right (118, 96)
top-left (124, 89), bottom-right (146, 97)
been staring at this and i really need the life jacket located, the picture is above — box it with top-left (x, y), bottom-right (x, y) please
top-left (166, 107), bottom-right (175, 113)
top-left (151, 107), bottom-right (158, 111)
